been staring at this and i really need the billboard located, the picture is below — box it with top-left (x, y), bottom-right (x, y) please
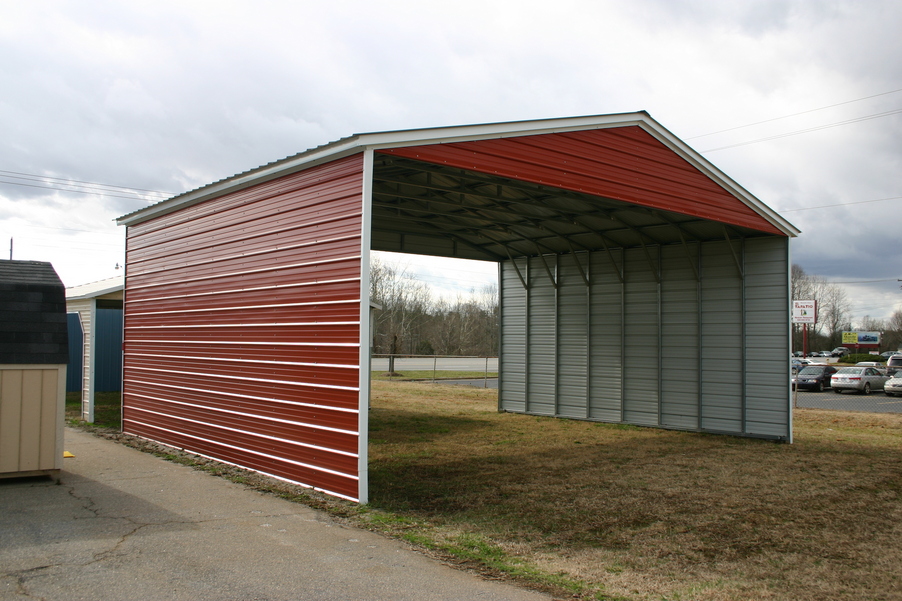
top-left (842, 331), bottom-right (881, 345)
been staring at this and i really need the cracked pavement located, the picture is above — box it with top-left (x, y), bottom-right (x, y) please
top-left (0, 428), bottom-right (549, 601)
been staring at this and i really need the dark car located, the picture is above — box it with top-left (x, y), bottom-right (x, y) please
top-left (793, 365), bottom-right (837, 392)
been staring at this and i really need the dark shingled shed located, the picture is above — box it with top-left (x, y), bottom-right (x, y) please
top-left (0, 259), bottom-right (69, 479)
top-left (0, 260), bottom-right (69, 364)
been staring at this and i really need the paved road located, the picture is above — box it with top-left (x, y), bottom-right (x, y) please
top-left (0, 428), bottom-right (550, 601)
top-left (431, 378), bottom-right (902, 412)
top-left (793, 388), bottom-right (902, 413)
top-left (435, 378), bottom-right (499, 389)
top-left (372, 357), bottom-right (498, 372)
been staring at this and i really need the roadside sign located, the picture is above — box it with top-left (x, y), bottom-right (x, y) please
top-left (792, 300), bottom-right (817, 323)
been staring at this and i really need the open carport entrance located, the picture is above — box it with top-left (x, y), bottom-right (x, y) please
top-left (365, 121), bottom-right (796, 451)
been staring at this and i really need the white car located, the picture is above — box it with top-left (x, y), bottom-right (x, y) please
top-left (831, 366), bottom-right (889, 394)
top-left (884, 374), bottom-right (902, 397)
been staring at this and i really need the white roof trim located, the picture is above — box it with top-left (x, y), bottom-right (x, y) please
top-left (117, 112), bottom-right (798, 236)
top-left (66, 275), bottom-right (124, 300)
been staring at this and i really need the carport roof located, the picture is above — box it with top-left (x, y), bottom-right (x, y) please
top-left (118, 112), bottom-right (798, 260)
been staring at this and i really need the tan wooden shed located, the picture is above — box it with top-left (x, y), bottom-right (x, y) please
top-left (0, 260), bottom-right (69, 480)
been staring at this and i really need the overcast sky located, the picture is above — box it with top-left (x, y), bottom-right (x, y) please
top-left (1, 0), bottom-right (900, 323)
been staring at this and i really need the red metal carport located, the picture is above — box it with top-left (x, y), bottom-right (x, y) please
top-left (117, 112), bottom-right (798, 503)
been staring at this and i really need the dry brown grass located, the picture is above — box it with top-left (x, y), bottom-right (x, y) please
top-left (367, 380), bottom-right (902, 601)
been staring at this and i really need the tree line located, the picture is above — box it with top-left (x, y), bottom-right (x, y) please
top-left (369, 257), bottom-right (498, 357)
top-left (369, 258), bottom-right (902, 357)
top-left (792, 264), bottom-right (902, 352)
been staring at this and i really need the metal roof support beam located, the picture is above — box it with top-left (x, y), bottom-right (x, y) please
top-left (723, 226), bottom-right (744, 279)
top-left (639, 240), bottom-right (662, 284)
top-left (377, 173), bottom-right (677, 258)
top-left (677, 228), bottom-right (700, 282)
top-left (598, 232), bottom-right (624, 284)
top-left (564, 241), bottom-right (591, 287)
top-left (378, 209), bottom-right (508, 261)
top-left (379, 165), bottom-right (672, 246)
top-left (372, 225), bottom-right (505, 261)
top-left (650, 210), bottom-right (700, 281)
top-left (504, 246), bottom-right (528, 290)
top-left (373, 193), bottom-right (566, 256)
top-left (533, 243), bottom-right (558, 289)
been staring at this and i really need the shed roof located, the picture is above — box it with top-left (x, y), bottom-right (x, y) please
top-left (118, 112), bottom-right (798, 259)
top-left (0, 260), bottom-right (69, 364)
top-left (66, 275), bottom-right (124, 301)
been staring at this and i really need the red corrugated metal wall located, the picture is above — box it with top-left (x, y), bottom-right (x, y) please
top-left (379, 126), bottom-right (784, 235)
top-left (122, 154), bottom-right (365, 501)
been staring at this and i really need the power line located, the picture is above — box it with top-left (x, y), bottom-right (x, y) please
top-left (0, 178), bottom-right (166, 201)
top-left (828, 278), bottom-right (901, 284)
top-left (688, 87), bottom-right (902, 140)
top-left (778, 195), bottom-right (902, 213)
top-left (8, 223), bottom-right (121, 235)
top-left (0, 169), bottom-right (172, 195)
top-left (0, 169), bottom-right (173, 202)
top-left (701, 107), bottom-right (902, 152)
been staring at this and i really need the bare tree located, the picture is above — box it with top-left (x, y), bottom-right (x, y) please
top-left (369, 256), bottom-right (431, 357)
top-left (819, 282), bottom-right (852, 347)
top-left (370, 257), bottom-right (499, 359)
top-left (791, 264), bottom-right (834, 349)
top-left (885, 309), bottom-right (902, 351)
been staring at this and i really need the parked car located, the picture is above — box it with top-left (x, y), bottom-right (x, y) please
top-left (887, 353), bottom-right (902, 376)
top-left (856, 361), bottom-right (886, 371)
top-left (831, 347), bottom-right (851, 357)
top-left (884, 373), bottom-right (902, 397)
top-left (793, 365), bottom-right (837, 392)
top-left (880, 351), bottom-right (901, 359)
top-left (831, 366), bottom-right (889, 394)
top-left (791, 358), bottom-right (812, 373)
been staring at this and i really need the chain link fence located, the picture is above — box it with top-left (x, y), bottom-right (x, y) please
top-left (792, 356), bottom-right (902, 414)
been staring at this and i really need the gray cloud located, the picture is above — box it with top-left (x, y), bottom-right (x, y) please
top-left (1, 0), bottom-right (900, 318)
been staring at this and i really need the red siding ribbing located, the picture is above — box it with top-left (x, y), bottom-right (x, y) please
top-left (379, 127), bottom-right (783, 235)
top-left (123, 154), bottom-right (365, 501)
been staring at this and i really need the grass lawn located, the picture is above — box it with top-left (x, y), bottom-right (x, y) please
top-left (365, 380), bottom-right (902, 601)
top-left (69, 382), bottom-right (902, 600)
top-left (65, 391), bottom-right (121, 428)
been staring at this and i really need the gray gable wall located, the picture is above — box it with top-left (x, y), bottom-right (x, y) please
top-left (0, 260), bottom-right (69, 364)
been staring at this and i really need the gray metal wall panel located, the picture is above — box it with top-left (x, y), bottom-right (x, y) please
top-left (527, 257), bottom-right (556, 415)
top-left (588, 251), bottom-right (622, 421)
top-left (498, 236), bottom-right (790, 441)
top-left (622, 248), bottom-right (659, 426)
top-left (499, 259), bottom-right (528, 412)
top-left (700, 242), bottom-right (743, 433)
top-left (661, 245), bottom-right (699, 428)
top-left (557, 254), bottom-right (589, 418)
top-left (743, 237), bottom-right (790, 438)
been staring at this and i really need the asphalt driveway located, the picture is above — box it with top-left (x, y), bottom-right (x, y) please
top-left (0, 428), bottom-right (549, 601)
